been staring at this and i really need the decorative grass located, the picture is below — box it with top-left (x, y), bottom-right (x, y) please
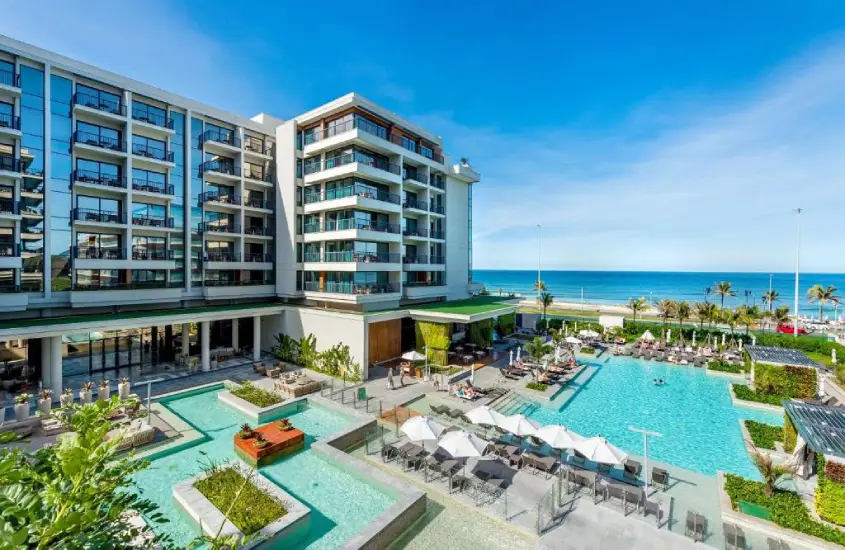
top-left (732, 385), bottom-right (784, 407)
top-left (195, 465), bottom-right (287, 535)
top-left (708, 361), bottom-right (744, 374)
top-left (525, 381), bottom-right (547, 392)
top-left (231, 381), bottom-right (283, 408)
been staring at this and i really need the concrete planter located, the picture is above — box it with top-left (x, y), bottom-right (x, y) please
top-left (14, 403), bottom-right (28, 422)
top-left (118, 382), bottom-right (131, 400)
top-left (79, 390), bottom-right (92, 404)
top-left (37, 399), bottom-right (51, 415)
top-left (60, 393), bottom-right (74, 407)
top-left (217, 390), bottom-right (303, 424)
top-left (99, 385), bottom-right (110, 401)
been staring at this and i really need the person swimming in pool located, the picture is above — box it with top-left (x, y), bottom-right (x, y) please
top-left (659, 378), bottom-right (665, 385)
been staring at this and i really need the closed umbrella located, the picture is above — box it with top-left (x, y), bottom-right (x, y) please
top-left (575, 436), bottom-right (628, 466)
top-left (498, 414), bottom-right (541, 437)
top-left (401, 416), bottom-right (447, 442)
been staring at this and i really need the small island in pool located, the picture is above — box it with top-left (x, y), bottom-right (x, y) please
top-left (235, 419), bottom-right (305, 467)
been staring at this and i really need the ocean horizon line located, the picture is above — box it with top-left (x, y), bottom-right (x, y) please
top-left (473, 268), bottom-right (845, 276)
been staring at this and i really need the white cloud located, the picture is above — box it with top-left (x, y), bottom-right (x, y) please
top-left (413, 40), bottom-right (845, 273)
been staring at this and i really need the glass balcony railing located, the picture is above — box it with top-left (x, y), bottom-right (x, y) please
top-left (243, 197), bottom-right (273, 209)
top-left (73, 246), bottom-right (124, 260)
top-left (402, 227), bottom-right (428, 238)
top-left (199, 222), bottom-right (241, 234)
top-left (430, 255), bottom-right (445, 264)
top-left (131, 108), bottom-right (173, 129)
top-left (403, 254), bottom-right (429, 264)
top-left (200, 160), bottom-right (240, 177)
top-left (314, 219), bottom-right (400, 233)
top-left (403, 198), bottom-right (428, 211)
top-left (74, 130), bottom-right (126, 152)
top-left (324, 152), bottom-right (400, 175)
top-left (204, 251), bottom-right (239, 262)
top-left (305, 185), bottom-right (400, 205)
top-left (320, 251), bottom-right (400, 263)
top-left (73, 208), bottom-right (125, 224)
top-left (430, 230), bottom-right (445, 239)
top-left (244, 137), bottom-right (272, 155)
top-left (0, 112), bottom-right (20, 130)
top-left (430, 204), bottom-right (445, 215)
top-left (204, 279), bottom-right (271, 287)
top-left (244, 225), bottom-right (272, 236)
top-left (132, 143), bottom-right (174, 162)
top-left (0, 69), bottom-right (20, 88)
top-left (0, 242), bottom-right (19, 257)
top-left (201, 129), bottom-right (240, 148)
top-left (199, 192), bottom-right (241, 205)
top-left (403, 172), bottom-right (428, 185)
top-left (73, 92), bottom-right (126, 116)
top-left (132, 178), bottom-right (173, 195)
top-left (131, 247), bottom-right (172, 261)
top-left (430, 176), bottom-right (445, 190)
top-left (304, 117), bottom-right (388, 145)
top-left (405, 280), bottom-right (445, 287)
top-left (243, 167), bottom-right (274, 183)
top-left (245, 252), bottom-right (273, 263)
top-left (73, 169), bottom-right (126, 189)
top-left (388, 134), bottom-right (444, 163)
top-left (303, 281), bottom-right (399, 295)
top-left (0, 199), bottom-right (19, 215)
top-left (73, 280), bottom-right (173, 291)
top-left (132, 214), bottom-right (174, 228)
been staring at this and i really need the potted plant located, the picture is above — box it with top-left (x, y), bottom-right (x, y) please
top-left (79, 382), bottom-right (94, 404)
top-left (253, 433), bottom-right (269, 449)
top-left (238, 423), bottom-right (254, 439)
top-left (14, 393), bottom-right (30, 422)
top-left (118, 377), bottom-right (131, 400)
top-left (278, 419), bottom-right (293, 431)
top-left (60, 388), bottom-right (74, 408)
top-left (37, 389), bottom-right (52, 415)
top-left (98, 379), bottom-right (110, 401)
top-left (460, 156), bottom-right (470, 166)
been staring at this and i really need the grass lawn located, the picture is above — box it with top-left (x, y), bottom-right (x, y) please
top-left (806, 351), bottom-right (833, 367)
top-left (195, 465), bottom-right (287, 535)
top-left (408, 296), bottom-right (518, 315)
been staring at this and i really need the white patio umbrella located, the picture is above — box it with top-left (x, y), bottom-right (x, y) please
top-left (640, 330), bottom-right (655, 342)
top-left (536, 424), bottom-right (583, 450)
top-left (565, 336), bottom-right (582, 345)
top-left (401, 416), bottom-right (447, 442)
top-left (579, 329), bottom-right (599, 338)
top-left (438, 430), bottom-right (491, 475)
top-left (575, 436), bottom-right (628, 466)
top-left (465, 405), bottom-right (507, 427)
top-left (498, 414), bottom-right (541, 437)
top-left (401, 350), bottom-right (426, 361)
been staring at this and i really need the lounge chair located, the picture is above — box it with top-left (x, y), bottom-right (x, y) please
top-left (429, 404), bottom-right (451, 416)
top-left (523, 451), bottom-right (557, 478)
top-left (632, 349), bottom-right (642, 359)
top-left (643, 350), bottom-right (653, 360)
top-left (652, 467), bottom-right (669, 491)
top-left (110, 421), bottom-right (155, 453)
top-left (767, 538), bottom-right (790, 550)
top-left (685, 511), bottom-right (705, 542)
top-left (605, 484), bottom-right (626, 508)
top-left (654, 352), bottom-right (665, 362)
top-left (446, 408), bottom-right (464, 419)
top-left (623, 459), bottom-right (641, 484)
top-left (723, 522), bottom-right (746, 550)
top-left (466, 381), bottom-right (490, 395)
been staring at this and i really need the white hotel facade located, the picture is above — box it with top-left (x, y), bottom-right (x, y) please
top-left (0, 36), bottom-right (481, 398)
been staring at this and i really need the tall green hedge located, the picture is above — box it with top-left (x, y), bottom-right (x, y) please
top-left (497, 313), bottom-right (516, 336)
top-left (468, 319), bottom-right (494, 347)
top-left (416, 321), bottom-right (451, 366)
top-left (755, 363), bottom-right (817, 399)
top-left (817, 454), bottom-right (845, 527)
top-left (783, 413), bottom-right (798, 453)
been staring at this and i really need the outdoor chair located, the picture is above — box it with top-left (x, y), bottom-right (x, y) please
top-left (523, 452), bottom-right (557, 479)
top-left (605, 484), bottom-right (626, 508)
top-left (652, 467), bottom-right (669, 491)
top-left (685, 511), bottom-right (705, 542)
top-left (767, 538), bottom-right (790, 550)
top-left (597, 463), bottom-right (613, 476)
top-left (642, 497), bottom-right (664, 527)
top-left (723, 522), bottom-right (746, 550)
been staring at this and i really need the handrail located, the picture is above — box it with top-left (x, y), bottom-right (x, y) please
top-left (132, 142), bottom-right (173, 162)
top-left (73, 208), bottom-right (125, 224)
top-left (0, 113), bottom-right (20, 130)
top-left (73, 246), bottom-right (124, 260)
top-left (131, 108), bottom-right (173, 129)
top-left (199, 192), bottom-right (241, 205)
top-left (199, 222), bottom-right (241, 233)
top-left (131, 247), bottom-right (172, 260)
top-left (73, 169), bottom-right (126, 188)
top-left (204, 251), bottom-right (239, 262)
top-left (430, 204), bottom-right (445, 214)
top-left (0, 69), bottom-right (20, 88)
top-left (244, 225), bottom-right (271, 236)
top-left (131, 214), bottom-right (174, 228)
top-left (201, 129), bottom-right (241, 148)
top-left (132, 178), bottom-right (172, 195)
top-left (0, 156), bottom-right (20, 173)
top-left (403, 254), bottom-right (429, 264)
top-left (200, 160), bottom-right (240, 177)
top-left (74, 130), bottom-right (126, 152)
top-left (403, 198), bottom-right (428, 210)
top-left (0, 199), bottom-right (19, 215)
top-left (324, 151), bottom-right (401, 174)
top-left (304, 281), bottom-right (399, 294)
top-left (73, 92), bottom-right (125, 116)
top-left (403, 227), bottom-right (428, 238)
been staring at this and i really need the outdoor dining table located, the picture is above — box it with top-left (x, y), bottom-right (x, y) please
top-left (462, 355), bottom-right (474, 364)
top-left (425, 457), bottom-right (458, 482)
top-left (401, 444), bottom-right (427, 471)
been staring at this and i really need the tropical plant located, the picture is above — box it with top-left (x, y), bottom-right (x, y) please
top-left (712, 281), bottom-right (736, 309)
top-left (676, 301), bottom-right (691, 327)
top-left (763, 289), bottom-right (780, 311)
top-left (298, 334), bottom-right (318, 370)
top-left (532, 279), bottom-right (547, 293)
top-left (752, 451), bottom-right (796, 497)
top-left (694, 301), bottom-right (716, 328)
top-left (774, 305), bottom-right (791, 326)
top-left (271, 333), bottom-right (300, 364)
top-left (627, 297), bottom-right (647, 322)
top-left (0, 398), bottom-right (168, 547)
top-left (479, 286), bottom-right (489, 296)
top-left (524, 337), bottom-right (553, 361)
top-left (39, 389), bottom-right (52, 401)
top-left (549, 328), bottom-right (566, 346)
top-left (721, 308), bottom-right (739, 335)
top-left (81, 381), bottom-right (94, 391)
top-left (539, 292), bottom-right (554, 323)
top-left (14, 392), bottom-right (30, 405)
top-left (736, 305), bottom-right (759, 335)
top-left (231, 381), bottom-right (282, 408)
top-left (238, 423), bottom-right (254, 439)
top-left (655, 299), bottom-right (677, 328)
top-left (808, 284), bottom-right (840, 321)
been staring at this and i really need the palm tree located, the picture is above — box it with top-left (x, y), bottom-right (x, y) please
top-left (539, 292), bottom-right (554, 328)
top-left (774, 305), bottom-right (790, 327)
top-left (712, 281), bottom-right (736, 310)
top-left (655, 299), bottom-right (677, 328)
top-left (533, 280), bottom-right (547, 294)
top-left (735, 305), bottom-right (758, 335)
top-left (807, 284), bottom-right (840, 321)
top-left (721, 309), bottom-right (739, 336)
top-left (694, 301), bottom-right (716, 328)
top-left (762, 290), bottom-right (779, 312)
top-left (627, 297), bottom-right (647, 322)
top-left (524, 337), bottom-right (553, 361)
top-left (676, 301), bottom-right (691, 328)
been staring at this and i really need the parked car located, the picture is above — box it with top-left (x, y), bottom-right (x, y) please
top-left (776, 323), bottom-right (809, 335)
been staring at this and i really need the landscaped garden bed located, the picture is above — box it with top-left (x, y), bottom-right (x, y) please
top-left (708, 360), bottom-right (744, 374)
top-left (525, 381), bottom-right (547, 392)
top-left (816, 455), bottom-right (845, 527)
top-left (743, 420), bottom-right (783, 450)
top-left (231, 381), bottom-right (283, 408)
top-left (733, 385), bottom-right (784, 406)
top-left (234, 419), bottom-right (305, 467)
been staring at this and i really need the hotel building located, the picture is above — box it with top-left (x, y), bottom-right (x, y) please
top-left (0, 35), bottom-right (490, 400)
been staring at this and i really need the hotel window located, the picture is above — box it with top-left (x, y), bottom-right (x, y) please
top-left (76, 84), bottom-right (122, 113)
top-left (420, 144), bottom-right (433, 159)
top-left (76, 121), bottom-right (121, 149)
top-left (353, 114), bottom-right (386, 139)
top-left (401, 136), bottom-right (416, 153)
top-left (132, 100), bottom-right (168, 127)
top-left (76, 159), bottom-right (121, 185)
top-left (296, 158), bottom-right (303, 178)
top-left (132, 135), bottom-right (167, 160)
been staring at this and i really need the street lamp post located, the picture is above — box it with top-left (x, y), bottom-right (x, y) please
top-left (793, 208), bottom-right (803, 339)
top-left (628, 425), bottom-right (662, 495)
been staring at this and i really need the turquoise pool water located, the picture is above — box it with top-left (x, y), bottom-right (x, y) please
top-left (133, 387), bottom-right (394, 548)
top-left (510, 357), bottom-right (783, 479)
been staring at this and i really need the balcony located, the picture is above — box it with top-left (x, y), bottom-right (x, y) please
top-left (205, 251), bottom-right (239, 262)
top-left (73, 92), bottom-right (126, 118)
top-left (318, 219), bottom-right (400, 234)
top-left (0, 199), bottom-right (19, 216)
top-left (74, 246), bottom-right (124, 260)
top-left (72, 208), bottom-right (125, 225)
top-left (326, 152), bottom-right (400, 175)
top-left (131, 142), bottom-right (174, 164)
top-left (201, 129), bottom-right (241, 151)
top-left (244, 225), bottom-right (272, 237)
top-left (403, 198), bottom-right (428, 212)
top-left (430, 230), bottom-right (445, 240)
top-left (200, 160), bottom-right (240, 181)
top-left (402, 172), bottom-right (429, 188)
top-left (199, 221), bottom-right (241, 234)
top-left (243, 166), bottom-right (274, 184)
top-left (132, 214), bottom-right (174, 229)
top-left (73, 130), bottom-right (126, 155)
top-left (132, 178), bottom-right (173, 196)
top-left (199, 191), bottom-right (241, 206)
top-left (402, 227), bottom-right (428, 239)
top-left (303, 281), bottom-right (399, 295)
top-left (0, 242), bottom-right (21, 270)
top-left (430, 204), bottom-right (445, 215)
top-left (132, 247), bottom-right (173, 261)
top-left (304, 117), bottom-right (388, 146)
top-left (131, 108), bottom-right (174, 132)
top-left (70, 280), bottom-right (183, 307)
top-left (245, 252), bottom-right (273, 263)
top-left (243, 197), bottom-right (273, 210)
top-left (0, 69), bottom-right (20, 95)
top-left (202, 278), bottom-right (275, 300)
top-left (0, 112), bottom-right (21, 137)
top-left (306, 151), bottom-right (402, 186)
top-left (304, 184), bottom-right (401, 215)
top-left (73, 169), bottom-right (126, 190)
top-left (430, 255), bottom-right (445, 264)
top-left (389, 134), bottom-right (444, 163)
top-left (403, 254), bottom-right (429, 265)
top-left (0, 155), bottom-right (21, 178)
top-left (318, 251), bottom-right (400, 264)
top-left (244, 137), bottom-right (273, 157)
top-left (404, 280), bottom-right (447, 299)
top-left (429, 176), bottom-right (446, 191)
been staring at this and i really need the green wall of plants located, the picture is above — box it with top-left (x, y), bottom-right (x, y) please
top-left (755, 363), bottom-right (817, 399)
top-left (817, 455), bottom-right (845, 527)
top-left (416, 321), bottom-right (452, 366)
top-left (783, 412), bottom-right (798, 453)
top-left (468, 319), bottom-right (494, 347)
top-left (497, 313), bottom-right (516, 336)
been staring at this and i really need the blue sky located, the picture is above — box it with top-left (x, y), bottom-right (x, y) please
top-left (4, 1), bottom-right (845, 272)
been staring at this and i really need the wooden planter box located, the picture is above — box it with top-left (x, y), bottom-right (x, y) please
top-left (235, 422), bottom-right (305, 467)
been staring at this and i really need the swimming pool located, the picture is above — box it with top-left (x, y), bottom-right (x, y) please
top-left (503, 357), bottom-right (782, 479)
top-left (133, 386), bottom-right (395, 548)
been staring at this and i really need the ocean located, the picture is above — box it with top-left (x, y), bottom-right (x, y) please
top-left (472, 270), bottom-right (845, 318)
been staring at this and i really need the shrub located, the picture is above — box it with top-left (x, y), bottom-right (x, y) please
top-left (783, 413), bottom-right (798, 453)
top-left (231, 381), bottom-right (283, 408)
top-left (194, 464), bottom-right (287, 536)
top-left (271, 333), bottom-right (300, 363)
top-left (580, 347), bottom-right (596, 355)
top-left (754, 333), bottom-right (845, 357)
top-left (744, 420), bottom-right (782, 450)
top-left (732, 385), bottom-right (784, 406)
top-left (817, 455), bottom-right (845, 527)
top-left (709, 360), bottom-right (743, 374)
top-left (525, 381), bottom-right (547, 391)
top-left (755, 363), bottom-right (816, 399)
top-left (826, 459), bottom-right (845, 485)
top-left (315, 343), bottom-right (362, 381)
top-left (724, 474), bottom-right (845, 545)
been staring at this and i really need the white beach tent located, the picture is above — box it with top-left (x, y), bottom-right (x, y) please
top-left (401, 416), bottom-right (447, 442)
top-left (575, 436), bottom-right (628, 466)
top-left (639, 330), bottom-right (655, 342)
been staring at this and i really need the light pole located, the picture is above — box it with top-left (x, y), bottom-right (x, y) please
top-left (793, 208), bottom-right (803, 339)
top-left (536, 224), bottom-right (542, 301)
top-left (143, 378), bottom-right (165, 425)
top-left (629, 425), bottom-right (662, 495)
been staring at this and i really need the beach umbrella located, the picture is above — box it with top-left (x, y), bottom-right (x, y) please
top-left (565, 336), bottom-right (582, 345)
top-left (438, 430), bottom-right (491, 475)
top-left (401, 416), bottom-right (447, 442)
top-left (465, 405), bottom-right (507, 427)
top-left (401, 350), bottom-right (426, 361)
top-left (639, 330), bottom-right (655, 342)
top-left (498, 414), bottom-right (541, 437)
top-left (536, 424), bottom-right (583, 450)
top-left (575, 436), bottom-right (628, 466)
